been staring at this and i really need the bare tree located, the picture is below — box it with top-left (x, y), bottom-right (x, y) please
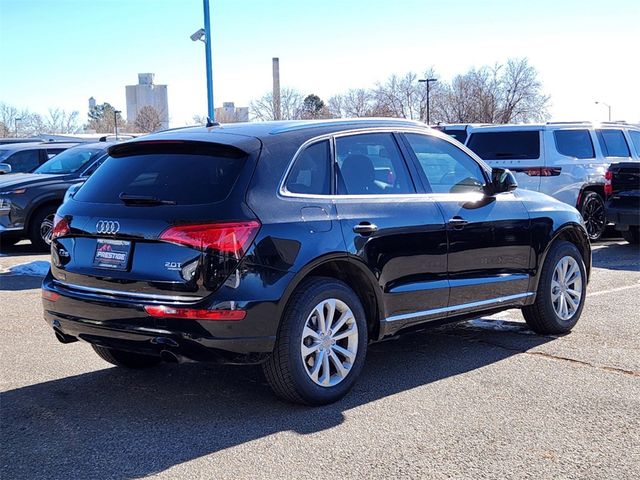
top-left (328, 89), bottom-right (376, 118)
top-left (134, 105), bottom-right (163, 132)
top-left (250, 87), bottom-right (305, 121)
top-left (0, 102), bottom-right (44, 137)
top-left (44, 108), bottom-right (81, 134)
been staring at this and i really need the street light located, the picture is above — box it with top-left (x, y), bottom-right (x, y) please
top-left (595, 101), bottom-right (611, 121)
top-left (191, 0), bottom-right (215, 123)
top-left (418, 78), bottom-right (438, 125)
top-left (14, 117), bottom-right (22, 137)
top-left (114, 110), bottom-right (121, 140)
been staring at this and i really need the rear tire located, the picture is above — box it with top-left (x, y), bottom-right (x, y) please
top-left (523, 241), bottom-right (587, 334)
top-left (91, 345), bottom-right (161, 369)
top-left (621, 226), bottom-right (639, 245)
top-left (263, 276), bottom-right (368, 405)
top-left (579, 192), bottom-right (605, 241)
top-left (28, 205), bottom-right (58, 251)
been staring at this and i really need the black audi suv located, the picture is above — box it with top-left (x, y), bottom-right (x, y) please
top-left (43, 119), bottom-right (591, 405)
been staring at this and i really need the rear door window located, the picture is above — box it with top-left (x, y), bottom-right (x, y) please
top-left (74, 144), bottom-right (247, 205)
top-left (335, 133), bottom-right (415, 195)
top-left (553, 129), bottom-right (595, 159)
top-left (596, 129), bottom-right (630, 157)
top-left (466, 131), bottom-right (540, 160)
top-left (284, 140), bottom-right (330, 195)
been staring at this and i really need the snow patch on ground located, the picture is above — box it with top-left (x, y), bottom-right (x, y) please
top-left (6, 260), bottom-right (51, 276)
top-left (465, 318), bottom-right (535, 334)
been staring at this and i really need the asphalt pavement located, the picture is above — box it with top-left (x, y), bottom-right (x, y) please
top-left (1, 239), bottom-right (639, 479)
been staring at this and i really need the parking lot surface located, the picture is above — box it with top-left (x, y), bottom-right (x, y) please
top-left (1, 240), bottom-right (639, 479)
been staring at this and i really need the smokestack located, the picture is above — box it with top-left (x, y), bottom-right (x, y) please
top-left (272, 57), bottom-right (281, 120)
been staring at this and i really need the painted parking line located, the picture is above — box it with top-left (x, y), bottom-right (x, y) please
top-left (588, 283), bottom-right (640, 297)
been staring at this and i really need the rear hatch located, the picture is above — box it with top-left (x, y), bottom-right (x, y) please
top-left (50, 138), bottom-right (261, 303)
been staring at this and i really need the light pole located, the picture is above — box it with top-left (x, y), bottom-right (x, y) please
top-left (595, 101), bottom-right (611, 121)
top-left (191, 0), bottom-right (215, 122)
top-left (14, 117), bottom-right (22, 137)
top-left (114, 110), bottom-right (121, 140)
top-left (418, 78), bottom-right (438, 125)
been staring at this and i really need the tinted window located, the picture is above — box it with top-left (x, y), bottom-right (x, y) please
top-left (80, 157), bottom-right (106, 177)
top-left (629, 130), bottom-right (640, 155)
top-left (596, 129), bottom-right (630, 157)
top-left (284, 140), bottom-right (330, 195)
top-left (553, 130), bottom-right (595, 159)
top-left (405, 133), bottom-right (486, 194)
top-left (443, 129), bottom-right (468, 143)
top-left (467, 131), bottom-right (540, 160)
top-left (34, 147), bottom-right (103, 174)
top-left (6, 150), bottom-right (40, 172)
top-left (74, 145), bottom-right (246, 205)
top-left (335, 133), bottom-right (414, 195)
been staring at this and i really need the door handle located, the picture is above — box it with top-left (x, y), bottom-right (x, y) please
top-left (353, 222), bottom-right (378, 235)
top-left (448, 217), bottom-right (468, 229)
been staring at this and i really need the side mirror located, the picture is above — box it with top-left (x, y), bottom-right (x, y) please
top-left (0, 163), bottom-right (12, 175)
top-left (490, 168), bottom-right (517, 194)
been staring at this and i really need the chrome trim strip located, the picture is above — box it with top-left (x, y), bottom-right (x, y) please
top-left (449, 274), bottom-right (529, 289)
top-left (53, 280), bottom-right (201, 303)
top-left (385, 292), bottom-right (534, 323)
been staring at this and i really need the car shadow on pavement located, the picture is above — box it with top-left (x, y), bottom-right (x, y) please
top-left (0, 323), bottom-right (553, 480)
top-left (0, 273), bottom-right (44, 291)
top-left (0, 240), bottom-right (46, 256)
top-left (592, 242), bottom-right (640, 272)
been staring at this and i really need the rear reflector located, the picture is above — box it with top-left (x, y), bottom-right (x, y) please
top-left (51, 214), bottom-right (70, 240)
top-left (159, 221), bottom-right (260, 256)
top-left (144, 305), bottom-right (246, 321)
top-left (42, 290), bottom-right (60, 302)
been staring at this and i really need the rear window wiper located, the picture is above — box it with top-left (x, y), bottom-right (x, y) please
top-left (119, 193), bottom-right (177, 205)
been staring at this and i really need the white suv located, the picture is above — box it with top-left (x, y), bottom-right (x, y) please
top-left (464, 122), bottom-right (640, 240)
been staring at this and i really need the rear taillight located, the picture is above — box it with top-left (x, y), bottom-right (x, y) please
top-left (159, 221), bottom-right (260, 256)
top-left (42, 289), bottom-right (60, 302)
top-left (144, 305), bottom-right (246, 321)
top-left (51, 214), bottom-right (70, 240)
top-left (604, 170), bottom-right (613, 196)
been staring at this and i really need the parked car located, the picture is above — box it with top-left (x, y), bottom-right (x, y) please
top-left (42, 119), bottom-right (591, 405)
top-left (0, 142), bottom-right (80, 175)
top-left (605, 162), bottom-right (640, 244)
top-left (0, 142), bottom-right (113, 250)
top-left (464, 122), bottom-right (640, 240)
top-left (432, 123), bottom-right (491, 144)
top-left (0, 138), bottom-right (44, 146)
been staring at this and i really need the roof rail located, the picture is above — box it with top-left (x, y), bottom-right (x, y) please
top-left (545, 121), bottom-right (592, 125)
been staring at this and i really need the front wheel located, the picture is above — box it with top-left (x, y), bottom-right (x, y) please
top-left (523, 241), bottom-right (587, 334)
top-left (580, 192), bottom-right (606, 241)
top-left (263, 277), bottom-right (368, 405)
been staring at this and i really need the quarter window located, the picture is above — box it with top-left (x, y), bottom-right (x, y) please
top-left (596, 129), bottom-right (630, 157)
top-left (284, 140), bottom-right (330, 195)
top-left (405, 133), bottom-right (486, 194)
top-left (627, 130), bottom-right (640, 156)
top-left (553, 130), bottom-right (595, 159)
top-left (335, 133), bottom-right (414, 195)
top-left (466, 131), bottom-right (540, 160)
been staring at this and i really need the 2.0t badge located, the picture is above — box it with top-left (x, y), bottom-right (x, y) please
top-left (96, 220), bottom-right (120, 235)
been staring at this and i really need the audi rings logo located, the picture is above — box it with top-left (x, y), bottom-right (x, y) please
top-left (96, 220), bottom-right (120, 235)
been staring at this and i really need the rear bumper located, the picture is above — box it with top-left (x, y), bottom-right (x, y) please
top-left (42, 273), bottom-right (277, 363)
top-left (605, 203), bottom-right (639, 229)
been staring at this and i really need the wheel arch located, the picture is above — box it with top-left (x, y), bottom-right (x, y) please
top-left (277, 253), bottom-right (385, 342)
top-left (25, 197), bottom-right (62, 231)
top-left (577, 184), bottom-right (605, 209)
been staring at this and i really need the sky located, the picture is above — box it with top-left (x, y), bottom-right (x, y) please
top-left (1, 0), bottom-right (639, 127)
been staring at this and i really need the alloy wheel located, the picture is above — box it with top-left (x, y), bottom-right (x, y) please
top-left (40, 214), bottom-right (56, 245)
top-left (551, 256), bottom-right (583, 321)
top-left (582, 195), bottom-right (605, 240)
top-left (300, 298), bottom-right (359, 387)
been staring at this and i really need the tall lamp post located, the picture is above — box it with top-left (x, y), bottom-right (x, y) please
top-left (191, 0), bottom-right (215, 122)
top-left (14, 117), bottom-right (22, 138)
top-left (418, 78), bottom-right (438, 125)
top-left (595, 101), bottom-right (611, 121)
top-left (114, 110), bottom-right (121, 140)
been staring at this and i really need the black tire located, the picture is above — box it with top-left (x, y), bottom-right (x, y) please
top-left (621, 226), bottom-right (639, 245)
top-left (580, 191), bottom-right (606, 241)
top-left (28, 205), bottom-right (58, 251)
top-left (91, 344), bottom-right (162, 369)
top-left (263, 276), bottom-right (368, 406)
top-left (523, 240), bottom-right (587, 334)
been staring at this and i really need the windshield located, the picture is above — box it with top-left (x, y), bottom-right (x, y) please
top-left (33, 147), bottom-right (103, 174)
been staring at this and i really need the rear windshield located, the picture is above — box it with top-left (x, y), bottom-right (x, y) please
top-left (74, 144), bottom-right (247, 205)
top-left (467, 131), bottom-right (540, 160)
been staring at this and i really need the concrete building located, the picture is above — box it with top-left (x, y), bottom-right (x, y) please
top-left (215, 102), bottom-right (249, 123)
top-left (125, 73), bottom-right (169, 129)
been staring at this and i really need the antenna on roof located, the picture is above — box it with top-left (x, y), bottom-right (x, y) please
top-left (206, 117), bottom-right (219, 127)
